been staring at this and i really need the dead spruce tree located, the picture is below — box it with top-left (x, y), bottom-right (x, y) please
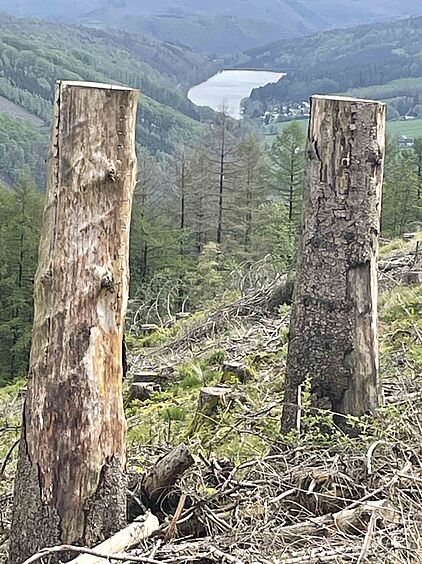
top-left (9, 81), bottom-right (138, 563)
top-left (281, 95), bottom-right (386, 434)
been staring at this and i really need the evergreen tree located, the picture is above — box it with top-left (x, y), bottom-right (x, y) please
top-left (234, 134), bottom-right (270, 259)
top-left (206, 106), bottom-right (240, 245)
top-left (130, 148), bottom-right (171, 291)
top-left (0, 173), bottom-right (43, 384)
top-left (413, 137), bottom-right (422, 217)
top-left (271, 122), bottom-right (306, 237)
top-left (382, 138), bottom-right (420, 236)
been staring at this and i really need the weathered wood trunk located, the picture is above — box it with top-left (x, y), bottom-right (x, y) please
top-left (9, 81), bottom-right (138, 563)
top-left (141, 443), bottom-right (194, 506)
top-left (281, 95), bottom-right (385, 434)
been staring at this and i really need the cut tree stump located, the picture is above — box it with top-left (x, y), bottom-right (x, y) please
top-left (132, 370), bottom-right (160, 383)
top-left (129, 382), bottom-right (160, 401)
top-left (8, 81), bottom-right (138, 564)
top-left (189, 386), bottom-right (231, 435)
top-left (222, 362), bottom-right (252, 384)
top-left (139, 324), bottom-right (160, 334)
top-left (141, 443), bottom-right (194, 506)
top-left (267, 273), bottom-right (295, 310)
top-left (402, 270), bottom-right (422, 285)
top-left (281, 95), bottom-right (386, 433)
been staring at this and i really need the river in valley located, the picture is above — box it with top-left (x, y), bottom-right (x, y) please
top-left (188, 69), bottom-right (285, 119)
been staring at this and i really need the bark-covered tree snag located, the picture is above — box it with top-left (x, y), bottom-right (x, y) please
top-left (281, 95), bottom-right (386, 434)
top-left (9, 81), bottom-right (138, 564)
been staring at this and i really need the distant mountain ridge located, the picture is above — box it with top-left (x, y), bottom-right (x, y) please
top-left (238, 15), bottom-right (422, 122)
top-left (0, 0), bottom-right (422, 54)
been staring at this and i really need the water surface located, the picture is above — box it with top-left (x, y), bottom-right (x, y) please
top-left (188, 69), bottom-right (285, 119)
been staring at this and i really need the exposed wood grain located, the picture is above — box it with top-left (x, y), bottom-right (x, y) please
top-left (9, 80), bottom-right (138, 564)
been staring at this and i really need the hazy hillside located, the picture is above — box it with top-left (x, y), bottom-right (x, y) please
top-left (84, 14), bottom-right (293, 55)
top-left (239, 16), bottom-right (422, 120)
top-left (0, 13), bottom-right (215, 187)
top-left (1, 0), bottom-right (422, 54)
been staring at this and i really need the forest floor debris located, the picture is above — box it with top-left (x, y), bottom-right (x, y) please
top-left (0, 236), bottom-right (422, 563)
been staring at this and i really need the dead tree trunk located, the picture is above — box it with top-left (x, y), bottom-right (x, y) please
top-left (281, 95), bottom-right (385, 434)
top-left (9, 81), bottom-right (138, 564)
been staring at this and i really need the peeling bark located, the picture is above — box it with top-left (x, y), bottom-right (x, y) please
top-left (281, 95), bottom-right (385, 434)
top-left (9, 81), bottom-right (138, 564)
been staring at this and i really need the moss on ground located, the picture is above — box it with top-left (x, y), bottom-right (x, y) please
top-left (124, 252), bottom-right (422, 466)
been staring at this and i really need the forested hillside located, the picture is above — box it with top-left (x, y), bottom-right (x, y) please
top-left (0, 14), bottom-right (215, 186)
top-left (2, 115), bottom-right (421, 386)
top-left (240, 16), bottom-right (422, 119)
top-left (1, 0), bottom-right (422, 55)
top-left (1, 5), bottom-right (422, 558)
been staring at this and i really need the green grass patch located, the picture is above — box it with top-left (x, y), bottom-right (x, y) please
top-left (379, 238), bottom-right (406, 257)
top-left (263, 118), bottom-right (422, 145)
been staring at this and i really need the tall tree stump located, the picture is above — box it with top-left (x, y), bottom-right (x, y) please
top-left (281, 95), bottom-right (385, 434)
top-left (9, 81), bottom-right (138, 563)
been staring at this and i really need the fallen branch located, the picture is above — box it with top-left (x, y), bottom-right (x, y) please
top-left (23, 546), bottom-right (161, 564)
top-left (275, 500), bottom-right (398, 543)
top-left (142, 443), bottom-right (194, 506)
top-left (22, 512), bottom-right (160, 564)
top-left (164, 493), bottom-right (187, 541)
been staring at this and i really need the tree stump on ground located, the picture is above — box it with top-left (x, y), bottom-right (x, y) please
top-left (8, 81), bottom-right (138, 564)
top-left (188, 386), bottom-right (231, 435)
top-left (281, 95), bottom-right (385, 433)
top-left (141, 443), bottom-right (194, 506)
top-left (129, 382), bottom-right (160, 401)
top-left (222, 361), bottom-right (252, 384)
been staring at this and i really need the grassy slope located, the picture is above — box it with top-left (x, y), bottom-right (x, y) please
top-left (0, 236), bottom-right (420, 459)
top-left (263, 118), bottom-right (422, 144)
top-left (121, 235), bottom-right (422, 462)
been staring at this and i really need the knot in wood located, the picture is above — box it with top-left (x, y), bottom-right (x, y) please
top-left (40, 269), bottom-right (52, 287)
top-left (94, 266), bottom-right (115, 292)
top-left (108, 165), bottom-right (116, 182)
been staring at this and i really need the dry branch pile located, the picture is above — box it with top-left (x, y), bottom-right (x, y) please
top-left (27, 436), bottom-right (422, 563)
top-left (2, 236), bottom-right (422, 563)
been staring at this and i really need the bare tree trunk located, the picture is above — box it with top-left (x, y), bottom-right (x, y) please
top-left (9, 81), bottom-right (138, 564)
top-left (217, 113), bottom-right (226, 245)
top-left (281, 95), bottom-right (385, 434)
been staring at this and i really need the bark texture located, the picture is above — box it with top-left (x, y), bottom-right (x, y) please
top-left (141, 444), bottom-right (194, 506)
top-left (281, 95), bottom-right (385, 434)
top-left (9, 81), bottom-right (138, 563)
